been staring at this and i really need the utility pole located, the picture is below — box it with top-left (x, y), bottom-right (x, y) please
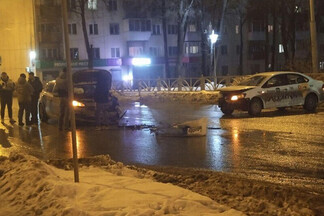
top-left (62, 0), bottom-right (79, 183)
top-left (309, 0), bottom-right (318, 73)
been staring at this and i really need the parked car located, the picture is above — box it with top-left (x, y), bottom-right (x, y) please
top-left (38, 69), bottom-right (122, 124)
top-left (218, 71), bottom-right (324, 116)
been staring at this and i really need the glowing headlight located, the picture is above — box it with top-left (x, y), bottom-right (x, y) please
top-left (230, 94), bottom-right (245, 101)
top-left (72, 100), bottom-right (85, 107)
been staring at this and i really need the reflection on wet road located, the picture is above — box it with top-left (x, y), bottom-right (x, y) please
top-left (1, 101), bottom-right (324, 191)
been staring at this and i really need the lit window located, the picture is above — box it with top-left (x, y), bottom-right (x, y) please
top-left (129, 47), bottom-right (143, 57)
top-left (190, 46), bottom-right (199, 54)
top-left (235, 25), bottom-right (239, 34)
top-left (70, 48), bottom-right (79, 60)
top-left (268, 25), bottom-right (273, 32)
top-left (152, 25), bottom-right (161, 35)
top-left (189, 24), bottom-right (196, 32)
top-left (88, 0), bottom-right (97, 10)
top-left (279, 44), bottom-right (284, 53)
top-left (320, 62), bottom-right (324, 70)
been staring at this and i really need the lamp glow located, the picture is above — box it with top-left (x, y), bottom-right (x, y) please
top-left (209, 30), bottom-right (219, 44)
top-left (29, 51), bottom-right (36, 60)
top-left (132, 58), bottom-right (151, 66)
top-left (122, 74), bottom-right (133, 81)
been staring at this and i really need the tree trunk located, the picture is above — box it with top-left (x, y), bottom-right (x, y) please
top-left (79, 0), bottom-right (93, 68)
top-left (198, 0), bottom-right (208, 76)
top-left (280, 2), bottom-right (290, 64)
top-left (175, 0), bottom-right (194, 77)
top-left (162, 0), bottom-right (170, 78)
top-left (264, 12), bottom-right (269, 71)
top-left (271, 0), bottom-right (277, 71)
top-left (239, 17), bottom-right (244, 75)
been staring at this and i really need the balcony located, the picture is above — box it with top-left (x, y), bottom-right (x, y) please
top-left (38, 32), bottom-right (63, 43)
top-left (122, 19), bottom-right (152, 41)
top-left (39, 5), bottom-right (61, 19)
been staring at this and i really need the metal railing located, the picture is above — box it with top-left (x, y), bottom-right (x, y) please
top-left (111, 72), bottom-right (324, 93)
top-left (112, 75), bottom-right (246, 93)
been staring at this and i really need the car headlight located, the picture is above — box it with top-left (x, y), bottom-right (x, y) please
top-left (230, 94), bottom-right (245, 101)
top-left (72, 100), bottom-right (85, 107)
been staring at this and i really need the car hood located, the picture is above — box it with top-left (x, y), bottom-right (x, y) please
top-left (218, 85), bottom-right (255, 92)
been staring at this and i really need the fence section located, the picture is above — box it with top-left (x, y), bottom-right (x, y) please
top-left (112, 75), bottom-right (245, 93)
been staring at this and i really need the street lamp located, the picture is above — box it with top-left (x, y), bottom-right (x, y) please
top-left (209, 30), bottom-right (219, 77)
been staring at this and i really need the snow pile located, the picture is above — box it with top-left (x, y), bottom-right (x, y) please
top-left (0, 153), bottom-right (245, 216)
top-left (139, 91), bottom-right (220, 104)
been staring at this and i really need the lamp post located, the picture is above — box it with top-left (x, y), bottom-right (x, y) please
top-left (209, 30), bottom-right (219, 77)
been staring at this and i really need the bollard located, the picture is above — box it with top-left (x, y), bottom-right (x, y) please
top-left (200, 75), bottom-right (205, 91)
top-left (157, 77), bottom-right (161, 92)
top-left (177, 76), bottom-right (182, 91)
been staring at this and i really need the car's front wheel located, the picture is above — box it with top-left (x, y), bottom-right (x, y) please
top-left (304, 94), bottom-right (318, 112)
top-left (38, 103), bottom-right (48, 122)
top-left (248, 98), bottom-right (263, 116)
top-left (220, 105), bottom-right (234, 115)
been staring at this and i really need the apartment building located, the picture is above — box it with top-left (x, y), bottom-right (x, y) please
top-left (218, 0), bottom-right (324, 76)
top-left (0, 0), bottom-right (35, 81)
top-left (34, 0), bottom-right (323, 83)
top-left (34, 0), bottom-right (204, 82)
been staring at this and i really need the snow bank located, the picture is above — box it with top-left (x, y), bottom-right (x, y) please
top-left (0, 153), bottom-right (245, 216)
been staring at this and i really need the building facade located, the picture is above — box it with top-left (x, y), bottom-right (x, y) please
top-left (0, 0), bottom-right (35, 82)
top-left (33, 0), bottom-right (324, 83)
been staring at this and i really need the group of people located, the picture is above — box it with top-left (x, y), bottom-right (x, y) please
top-left (0, 71), bottom-right (43, 126)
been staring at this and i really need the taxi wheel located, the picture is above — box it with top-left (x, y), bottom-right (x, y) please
top-left (39, 103), bottom-right (48, 122)
top-left (304, 94), bottom-right (318, 112)
top-left (248, 98), bottom-right (262, 116)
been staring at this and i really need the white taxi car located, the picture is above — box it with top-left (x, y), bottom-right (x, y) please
top-left (218, 71), bottom-right (324, 116)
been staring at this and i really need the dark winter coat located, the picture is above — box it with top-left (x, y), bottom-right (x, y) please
top-left (28, 77), bottom-right (43, 99)
top-left (54, 76), bottom-right (68, 98)
top-left (16, 77), bottom-right (34, 103)
top-left (94, 79), bottom-right (109, 104)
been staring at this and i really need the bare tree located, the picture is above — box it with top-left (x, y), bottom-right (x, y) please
top-left (174, 0), bottom-right (196, 77)
top-left (69, 0), bottom-right (94, 68)
top-left (227, 0), bottom-right (248, 75)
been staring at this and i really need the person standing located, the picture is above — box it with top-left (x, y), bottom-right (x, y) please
top-left (94, 75), bottom-right (110, 130)
top-left (28, 72), bottom-right (43, 124)
top-left (53, 70), bottom-right (69, 130)
top-left (0, 72), bottom-right (16, 124)
top-left (15, 74), bottom-right (34, 126)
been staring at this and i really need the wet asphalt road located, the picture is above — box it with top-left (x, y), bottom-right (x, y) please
top-left (0, 99), bottom-right (324, 191)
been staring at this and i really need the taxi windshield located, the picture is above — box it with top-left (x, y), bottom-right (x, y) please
top-left (237, 75), bottom-right (267, 86)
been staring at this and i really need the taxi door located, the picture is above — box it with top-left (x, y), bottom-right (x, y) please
top-left (285, 74), bottom-right (309, 106)
top-left (261, 74), bottom-right (290, 108)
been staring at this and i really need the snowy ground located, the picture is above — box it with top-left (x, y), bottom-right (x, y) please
top-left (1, 153), bottom-right (323, 216)
top-left (1, 91), bottom-right (323, 215)
top-left (0, 153), bottom-right (244, 216)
